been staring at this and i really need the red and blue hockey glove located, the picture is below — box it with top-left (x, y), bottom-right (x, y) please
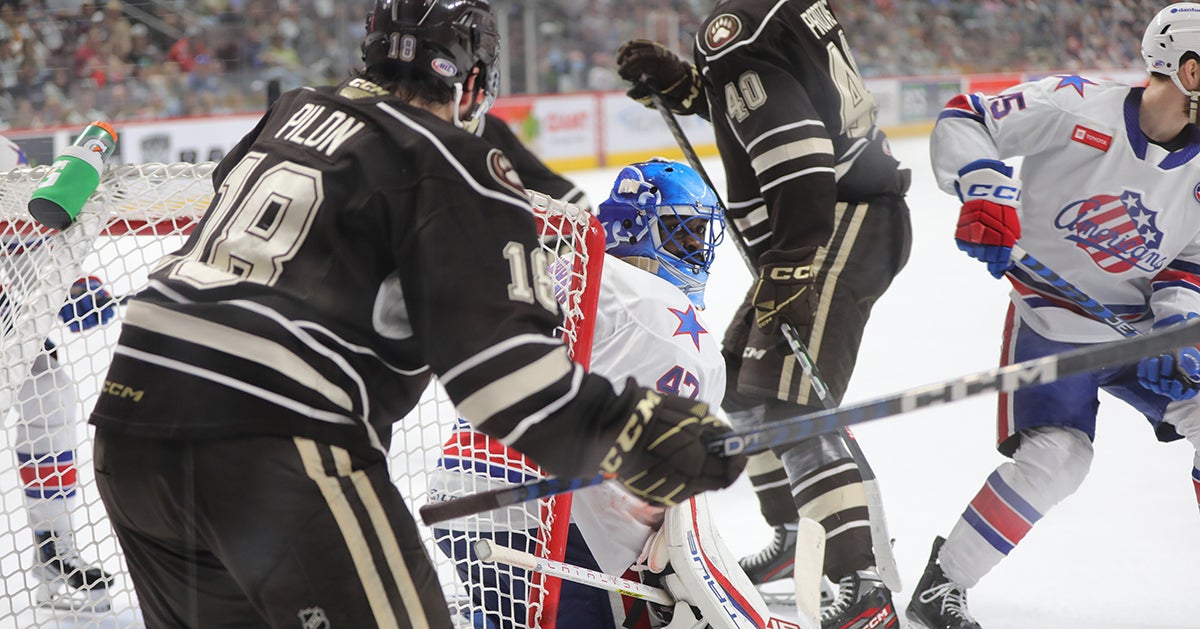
top-left (59, 276), bottom-right (116, 332)
top-left (954, 159), bottom-right (1022, 279)
top-left (1138, 314), bottom-right (1200, 401)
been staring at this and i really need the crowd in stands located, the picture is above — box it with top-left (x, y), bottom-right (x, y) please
top-left (0, 0), bottom-right (1169, 132)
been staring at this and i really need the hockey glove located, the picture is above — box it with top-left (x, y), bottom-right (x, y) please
top-left (954, 159), bottom-right (1022, 279)
top-left (59, 276), bottom-right (115, 332)
top-left (752, 252), bottom-right (820, 341)
top-left (616, 39), bottom-right (708, 118)
top-left (600, 383), bottom-right (746, 507)
top-left (1138, 314), bottom-right (1200, 401)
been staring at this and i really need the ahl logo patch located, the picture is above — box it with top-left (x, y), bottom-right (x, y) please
top-left (1070, 125), bottom-right (1111, 152)
top-left (487, 149), bottom-right (525, 197)
top-left (704, 14), bottom-right (742, 50)
top-left (1193, 181), bottom-right (1200, 205)
top-left (430, 57), bottom-right (458, 78)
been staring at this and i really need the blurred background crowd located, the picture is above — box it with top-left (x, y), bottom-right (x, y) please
top-left (0, 0), bottom-right (1165, 131)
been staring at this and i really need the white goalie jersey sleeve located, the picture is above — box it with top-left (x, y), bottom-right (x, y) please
top-left (932, 75), bottom-right (1200, 342)
top-left (572, 255), bottom-right (727, 576)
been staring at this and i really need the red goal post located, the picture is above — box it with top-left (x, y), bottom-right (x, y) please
top-left (0, 162), bottom-right (605, 629)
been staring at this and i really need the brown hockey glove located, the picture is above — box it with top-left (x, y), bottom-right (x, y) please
top-left (600, 383), bottom-right (746, 507)
top-left (616, 39), bottom-right (708, 118)
top-left (752, 252), bottom-right (820, 341)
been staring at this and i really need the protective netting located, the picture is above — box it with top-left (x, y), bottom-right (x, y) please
top-left (0, 164), bottom-right (604, 629)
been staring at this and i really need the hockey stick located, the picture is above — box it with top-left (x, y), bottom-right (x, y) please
top-left (475, 540), bottom-right (812, 629)
top-left (419, 319), bottom-right (1200, 524)
top-left (1008, 244), bottom-right (1198, 391)
top-left (1008, 245), bottom-right (1140, 338)
top-left (475, 539), bottom-right (674, 606)
top-left (781, 323), bottom-right (902, 592)
top-left (647, 90), bottom-right (755, 277)
top-left (419, 473), bottom-right (612, 527)
top-left (649, 89), bottom-right (903, 590)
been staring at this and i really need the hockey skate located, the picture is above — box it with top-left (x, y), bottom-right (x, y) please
top-left (819, 569), bottom-right (897, 629)
top-left (905, 537), bottom-right (981, 629)
top-left (739, 522), bottom-right (798, 584)
top-left (32, 531), bottom-right (114, 612)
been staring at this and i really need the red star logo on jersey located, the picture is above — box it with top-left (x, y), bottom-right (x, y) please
top-left (669, 305), bottom-right (708, 350)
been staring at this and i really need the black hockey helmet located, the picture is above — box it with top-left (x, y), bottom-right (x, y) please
top-left (362, 0), bottom-right (500, 125)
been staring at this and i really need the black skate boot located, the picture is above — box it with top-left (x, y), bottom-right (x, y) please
top-left (738, 522), bottom-right (798, 584)
top-left (905, 537), bottom-right (982, 629)
top-left (819, 569), bottom-right (897, 629)
top-left (33, 531), bottom-right (114, 611)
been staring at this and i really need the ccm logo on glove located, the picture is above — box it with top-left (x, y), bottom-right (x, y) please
top-left (601, 390), bottom-right (661, 472)
top-left (768, 265), bottom-right (814, 281)
top-left (963, 181), bottom-right (1021, 202)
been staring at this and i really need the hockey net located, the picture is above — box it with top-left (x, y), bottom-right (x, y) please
top-left (0, 163), bottom-right (604, 629)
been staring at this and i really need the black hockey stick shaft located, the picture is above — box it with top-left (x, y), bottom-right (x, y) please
top-left (419, 319), bottom-right (1200, 524)
top-left (652, 90), bottom-right (893, 548)
top-left (418, 473), bottom-right (612, 526)
top-left (650, 90), bottom-right (889, 482)
top-left (647, 90), bottom-right (756, 276)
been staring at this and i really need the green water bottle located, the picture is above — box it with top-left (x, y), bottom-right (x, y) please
top-left (27, 121), bottom-right (119, 230)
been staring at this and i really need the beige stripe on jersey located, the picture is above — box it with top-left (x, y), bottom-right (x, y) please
top-left (294, 438), bottom-right (409, 629)
top-left (329, 447), bottom-right (430, 629)
top-left (455, 345), bottom-right (573, 425)
top-left (751, 137), bottom-right (834, 174)
top-left (126, 301), bottom-right (353, 411)
top-left (777, 201), bottom-right (869, 404)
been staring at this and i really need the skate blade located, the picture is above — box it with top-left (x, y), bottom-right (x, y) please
top-left (36, 585), bottom-right (113, 613)
top-left (758, 589), bottom-right (797, 606)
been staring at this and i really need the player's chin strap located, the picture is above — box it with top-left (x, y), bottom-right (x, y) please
top-left (1168, 73), bottom-right (1200, 124)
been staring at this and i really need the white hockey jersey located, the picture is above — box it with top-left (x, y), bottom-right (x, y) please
top-left (572, 255), bottom-right (726, 576)
top-left (431, 254), bottom-right (726, 575)
top-left (932, 75), bottom-right (1200, 343)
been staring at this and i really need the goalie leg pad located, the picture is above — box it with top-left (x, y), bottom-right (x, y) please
top-left (655, 494), bottom-right (772, 629)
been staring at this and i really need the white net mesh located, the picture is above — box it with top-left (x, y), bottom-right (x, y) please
top-left (0, 164), bottom-right (603, 628)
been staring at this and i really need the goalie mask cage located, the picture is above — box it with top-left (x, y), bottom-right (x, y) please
top-left (0, 162), bottom-right (605, 629)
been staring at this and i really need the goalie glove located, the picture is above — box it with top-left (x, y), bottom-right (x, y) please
top-left (600, 382), bottom-right (745, 507)
top-left (59, 276), bottom-right (115, 332)
top-left (616, 39), bottom-right (709, 118)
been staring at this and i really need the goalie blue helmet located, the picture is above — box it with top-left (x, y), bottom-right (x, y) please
top-left (361, 0), bottom-right (500, 126)
top-left (598, 159), bottom-right (725, 308)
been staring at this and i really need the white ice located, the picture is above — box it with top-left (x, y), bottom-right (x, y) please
top-left (1, 134), bottom-right (1197, 629)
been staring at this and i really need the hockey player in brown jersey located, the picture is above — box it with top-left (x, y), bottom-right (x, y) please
top-left (618, 1), bottom-right (912, 627)
top-left (87, 1), bottom-right (745, 627)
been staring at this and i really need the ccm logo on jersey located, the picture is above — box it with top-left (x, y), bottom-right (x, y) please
top-left (1071, 125), bottom-right (1112, 152)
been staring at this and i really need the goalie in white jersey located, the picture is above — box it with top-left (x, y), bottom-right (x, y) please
top-left (433, 159), bottom-right (772, 629)
top-left (907, 5), bottom-right (1200, 629)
